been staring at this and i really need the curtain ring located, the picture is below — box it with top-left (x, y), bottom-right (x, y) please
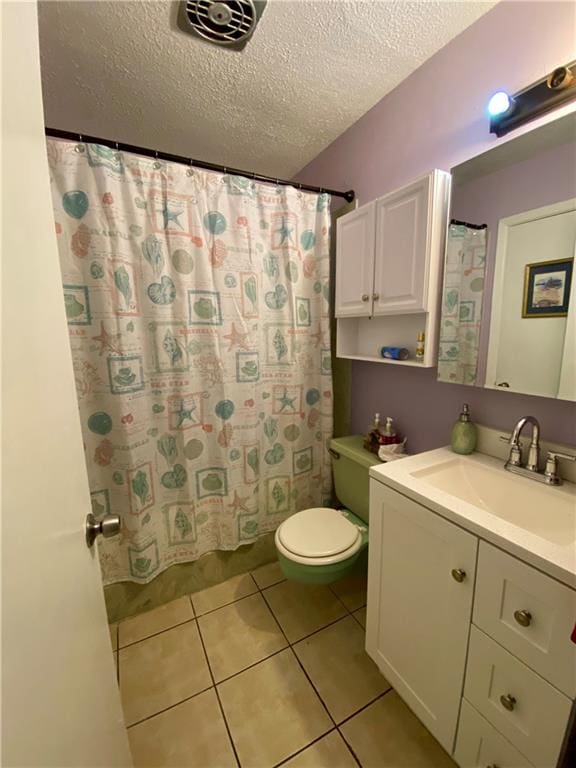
top-left (154, 150), bottom-right (161, 170)
top-left (75, 134), bottom-right (85, 153)
top-left (186, 158), bottom-right (194, 177)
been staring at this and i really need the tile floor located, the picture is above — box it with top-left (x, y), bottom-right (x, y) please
top-left (109, 562), bottom-right (455, 768)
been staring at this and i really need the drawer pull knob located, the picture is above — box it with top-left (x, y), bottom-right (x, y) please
top-left (451, 568), bottom-right (467, 583)
top-left (514, 609), bottom-right (532, 627)
top-left (500, 694), bottom-right (517, 711)
top-left (361, 294), bottom-right (370, 302)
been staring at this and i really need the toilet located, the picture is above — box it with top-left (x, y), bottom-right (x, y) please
top-left (275, 436), bottom-right (379, 584)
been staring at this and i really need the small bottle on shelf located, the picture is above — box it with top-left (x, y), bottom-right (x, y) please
top-left (415, 331), bottom-right (425, 362)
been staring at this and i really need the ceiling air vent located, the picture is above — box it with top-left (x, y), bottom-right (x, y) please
top-left (178, 0), bottom-right (267, 50)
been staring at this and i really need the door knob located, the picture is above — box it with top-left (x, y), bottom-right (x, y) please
top-left (361, 294), bottom-right (370, 302)
top-left (372, 293), bottom-right (380, 301)
top-left (514, 609), bottom-right (532, 627)
top-left (500, 694), bottom-right (516, 711)
top-left (85, 513), bottom-right (121, 548)
top-left (451, 568), bottom-right (467, 582)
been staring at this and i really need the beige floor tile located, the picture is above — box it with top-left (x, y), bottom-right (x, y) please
top-left (198, 593), bottom-right (287, 682)
top-left (218, 648), bottom-right (332, 767)
top-left (340, 691), bottom-right (457, 768)
top-left (128, 688), bottom-right (236, 768)
top-left (119, 596), bottom-right (193, 648)
top-left (283, 731), bottom-right (357, 768)
top-left (119, 621), bottom-right (212, 726)
top-left (251, 560), bottom-right (286, 589)
top-left (294, 616), bottom-right (389, 722)
top-left (109, 623), bottom-right (118, 651)
top-left (191, 572), bottom-right (258, 616)
top-left (330, 572), bottom-right (367, 612)
top-left (263, 581), bottom-right (347, 642)
top-left (353, 606), bottom-right (367, 629)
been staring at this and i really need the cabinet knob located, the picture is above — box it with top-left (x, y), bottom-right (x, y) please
top-left (499, 694), bottom-right (516, 711)
top-left (451, 568), bottom-right (466, 583)
top-left (372, 293), bottom-right (380, 301)
top-left (361, 294), bottom-right (370, 302)
top-left (514, 609), bottom-right (532, 627)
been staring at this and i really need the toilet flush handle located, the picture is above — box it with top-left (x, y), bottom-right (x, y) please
top-left (328, 448), bottom-right (340, 460)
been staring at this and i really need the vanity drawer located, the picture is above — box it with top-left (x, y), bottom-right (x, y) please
top-left (464, 626), bottom-right (572, 768)
top-left (454, 699), bottom-right (533, 768)
top-left (473, 541), bottom-right (576, 698)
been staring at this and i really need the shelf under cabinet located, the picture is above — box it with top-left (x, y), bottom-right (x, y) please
top-left (336, 313), bottom-right (438, 367)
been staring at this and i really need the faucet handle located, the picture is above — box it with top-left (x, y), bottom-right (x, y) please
top-left (500, 434), bottom-right (522, 466)
top-left (544, 451), bottom-right (576, 484)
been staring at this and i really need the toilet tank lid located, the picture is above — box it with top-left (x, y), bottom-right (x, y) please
top-left (330, 436), bottom-right (381, 469)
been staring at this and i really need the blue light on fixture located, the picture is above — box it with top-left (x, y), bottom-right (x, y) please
top-left (487, 91), bottom-right (512, 116)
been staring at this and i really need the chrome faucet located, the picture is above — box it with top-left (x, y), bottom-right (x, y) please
top-left (501, 415), bottom-right (576, 485)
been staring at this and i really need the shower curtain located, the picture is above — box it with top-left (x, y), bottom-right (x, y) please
top-left (47, 140), bottom-right (333, 584)
top-left (437, 223), bottom-right (487, 385)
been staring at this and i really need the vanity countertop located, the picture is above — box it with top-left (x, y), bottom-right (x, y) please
top-left (370, 447), bottom-right (576, 589)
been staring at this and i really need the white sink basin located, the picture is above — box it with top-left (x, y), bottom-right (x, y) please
top-left (411, 457), bottom-right (576, 547)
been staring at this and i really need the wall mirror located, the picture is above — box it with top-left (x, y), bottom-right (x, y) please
top-left (438, 112), bottom-right (576, 401)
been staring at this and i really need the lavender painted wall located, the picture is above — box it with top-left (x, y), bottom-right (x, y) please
top-left (295, 1), bottom-right (576, 452)
top-left (452, 139), bottom-right (576, 384)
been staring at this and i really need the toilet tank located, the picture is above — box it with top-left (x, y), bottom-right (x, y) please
top-left (329, 436), bottom-right (381, 524)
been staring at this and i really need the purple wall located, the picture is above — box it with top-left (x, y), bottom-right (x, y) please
top-left (294, 1), bottom-right (576, 452)
top-left (453, 139), bottom-right (576, 385)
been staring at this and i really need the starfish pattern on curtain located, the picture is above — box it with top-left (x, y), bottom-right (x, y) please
top-left (48, 139), bottom-right (333, 584)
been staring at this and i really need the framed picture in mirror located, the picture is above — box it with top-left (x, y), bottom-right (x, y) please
top-left (522, 258), bottom-right (573, 317)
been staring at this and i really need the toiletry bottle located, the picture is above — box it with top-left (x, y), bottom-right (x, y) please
top-left (382, 416), bottom-right (400, 445)
top-left (415, 331), bottom-right (425, 362)
top-left (451, 404), bottom-right (477, 455)
top-left (365, 413), bottom-right (383, 453)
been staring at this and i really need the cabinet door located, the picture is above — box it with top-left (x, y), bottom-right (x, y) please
top-left (335, 203), bottom-right (375, 317)
top-left (373, 174), bottom-right (431, 314)
top-left (366, 481), bottom-right (478, 753)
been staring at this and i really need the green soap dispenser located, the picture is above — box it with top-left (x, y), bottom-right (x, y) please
top-left (451, 403), bottom-right (477, 455)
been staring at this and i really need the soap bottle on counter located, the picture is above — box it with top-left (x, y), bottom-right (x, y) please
top-left (451, 403), bottom-right (477, 455)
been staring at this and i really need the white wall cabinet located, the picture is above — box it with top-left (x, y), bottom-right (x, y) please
top-left (366, 482), bottom-right (478, 752)
top-left (335, 170), bottom-right (450, 366)
top-left (367, 477), bottom-right (576, 768)
top-left (334, 203), bottom-right (375, 317)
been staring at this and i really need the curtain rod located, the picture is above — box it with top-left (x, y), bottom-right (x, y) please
top-left (45, 127), bottom-right (355, 204)
top-left (450, 218), bottom-right (487, 230)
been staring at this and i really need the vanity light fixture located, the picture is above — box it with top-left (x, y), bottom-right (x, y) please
top-left (487, 91), bottom-right (513, 118)
top-left (489, 60), bottom-right (576, 137)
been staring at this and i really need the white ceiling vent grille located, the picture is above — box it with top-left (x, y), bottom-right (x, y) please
top-left (178, 1), bottom-right (266, 50)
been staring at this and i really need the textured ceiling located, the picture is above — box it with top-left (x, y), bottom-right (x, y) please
top-left (38, 0), bottom-right (496, 178)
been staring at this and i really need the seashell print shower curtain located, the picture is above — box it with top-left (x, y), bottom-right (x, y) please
top-left (47, 139), bottom-right (333, 584)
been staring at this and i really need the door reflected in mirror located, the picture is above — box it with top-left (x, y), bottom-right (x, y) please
top-left (438, 113), bottom-right (576, 401)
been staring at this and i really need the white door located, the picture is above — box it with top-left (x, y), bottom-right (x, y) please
top-left (486, 201), bottom-right (576, 398)
top-left (373, 174), bottom-right (431, 314)
top-left (2, 3), bottom-right (132, 766)
top-left (366, 482), bottom-right (478, 753)
top-left (335, 202), bottom-right (376, 317)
